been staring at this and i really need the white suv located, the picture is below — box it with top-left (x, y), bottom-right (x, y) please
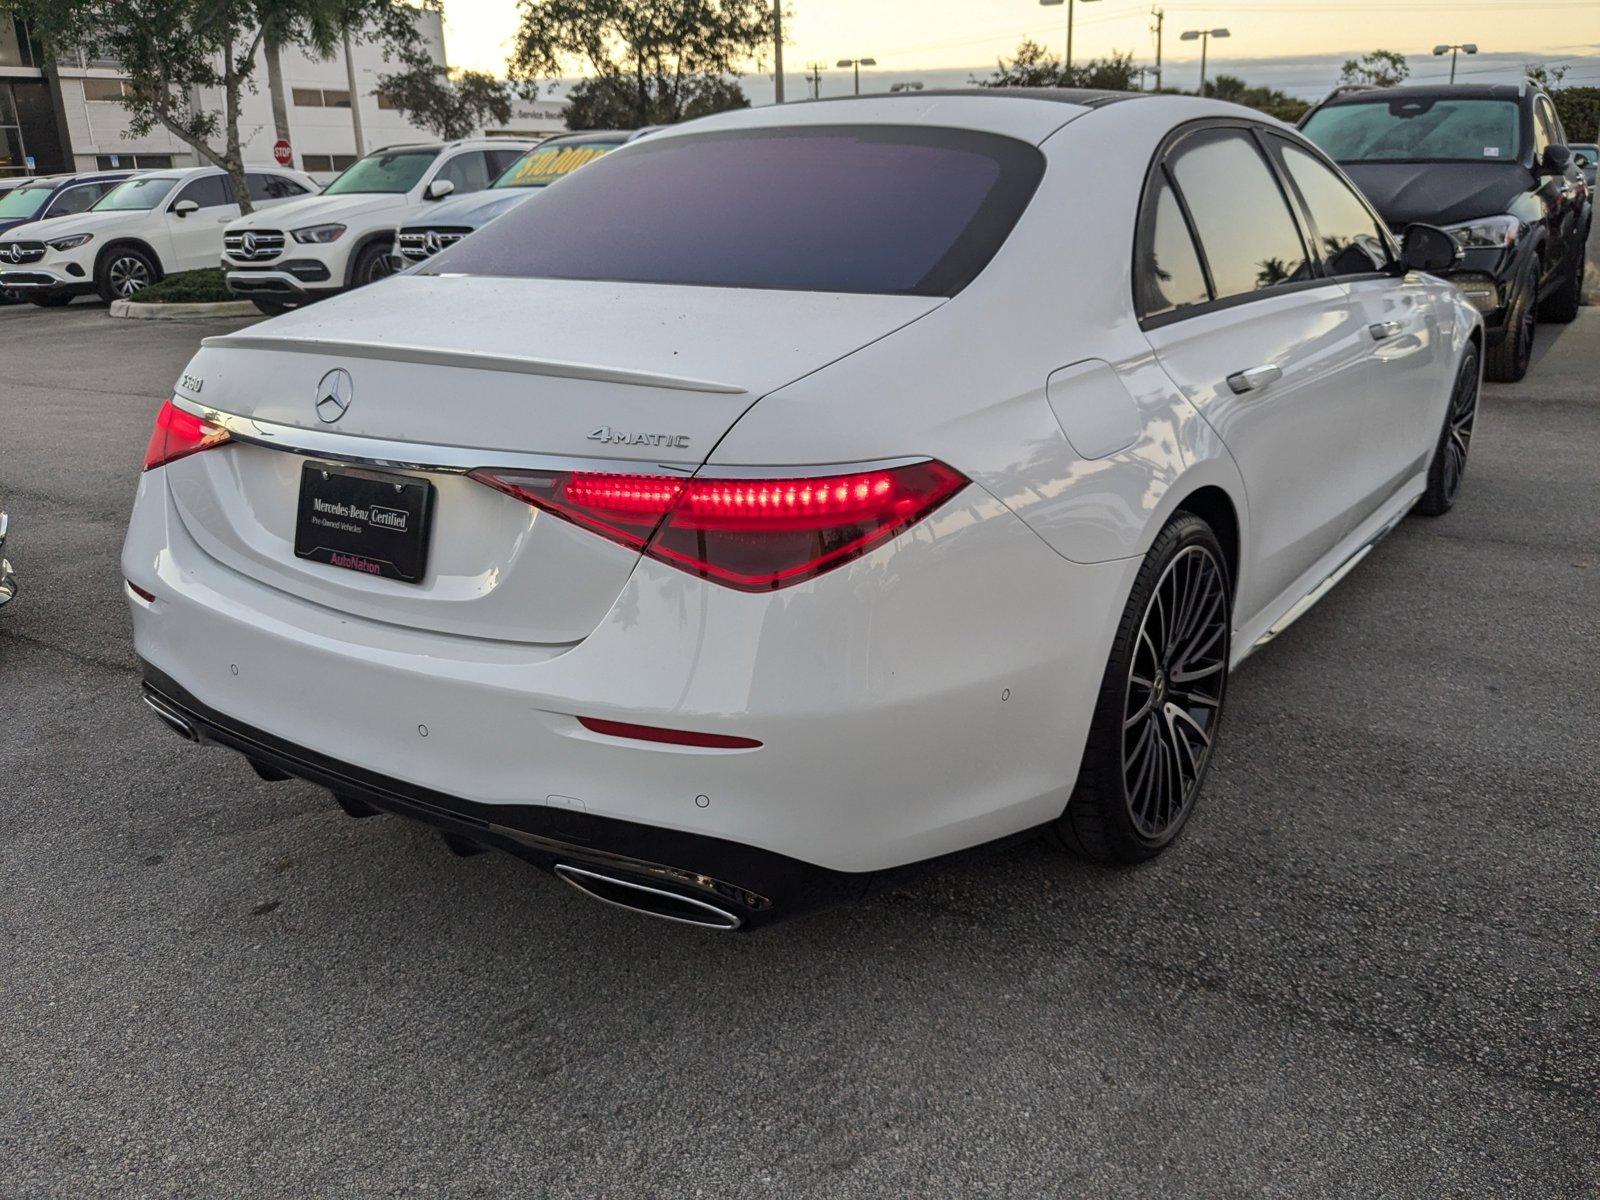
top-left (0, 166), bottom-right (317, 305)
top-left (222, 138), bottom-right (533, 315)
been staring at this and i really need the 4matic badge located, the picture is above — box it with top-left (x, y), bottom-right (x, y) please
top-left (587, 425), bottom-right (690, 450)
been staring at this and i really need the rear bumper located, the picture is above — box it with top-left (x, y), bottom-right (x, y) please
top-left (140, 663), bottom-right (858, 928)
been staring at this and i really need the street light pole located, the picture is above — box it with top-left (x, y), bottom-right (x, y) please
top-left (836, 57), bottom-right (876, 96)
top-left (773, 0), bottom-right (784, 103)
top-left (1039, 0), bottom-right (1103, 75)
top-left (1433, 42), bottom-right (1478, 84)
top-left (1179, 27), bottom-right (1230, 97)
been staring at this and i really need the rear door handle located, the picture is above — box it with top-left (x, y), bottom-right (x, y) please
top-left (1369, 320), bottom-right (1403, 341)
top-left (1226, 364), bottom-right (1282, 394)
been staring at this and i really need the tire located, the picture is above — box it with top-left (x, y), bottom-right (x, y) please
top-left (95, 245), bottom-right (159, 303)
top-left (1485, 259), bottom-right (1537, 383)
top-left (1051, 513), bottom-right (1232, 864)
top-left (251, 297), bottom-right (295, 316)
top-left (26, 292), bottom-right (74, 308)
top-left (1536, 236), bottom-right (1584, 324)
top-left (1415, 342), bottom-right (1482, 517)
top-left (350, 241), bottom-right (395, 289)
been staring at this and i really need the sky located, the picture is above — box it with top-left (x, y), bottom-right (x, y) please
top-left (440, 0), bottom-right (1600, 100)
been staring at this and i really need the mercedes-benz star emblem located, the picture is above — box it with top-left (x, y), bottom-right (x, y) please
top-left (241, 231), bottom-right (258, 257)
top-left (315, 368), bottom-right (354, 424)
top-left (424, 231), bottom-right (442, 255)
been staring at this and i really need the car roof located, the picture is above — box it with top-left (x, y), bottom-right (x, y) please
top-left (647, 88), bottom-right (1151, 146)
top-left (1316, 82), bottom-right (1534, 108)
top-left (538, 130), bottom-right (633, 146)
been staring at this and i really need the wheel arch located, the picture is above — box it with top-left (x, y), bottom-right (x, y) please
top-left (342, 229), bottom-right (395, 289)
top-left (94, 237), bottom-right (165, 283)
top-left (1172, 485), bottom-right (1241, 594)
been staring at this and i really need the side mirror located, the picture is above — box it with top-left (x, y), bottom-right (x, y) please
top-left (1398, 223), bottom-right (1462, 273)
top-left (425, 178), bottom-right (455, 201)
top-left (1539, 144), bottom-right (1573, 175)
top-left (171, 199), bottom-right (199, 218)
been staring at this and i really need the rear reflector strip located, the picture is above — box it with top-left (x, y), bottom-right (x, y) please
top-left (577, 716), bottom-right (762, 749)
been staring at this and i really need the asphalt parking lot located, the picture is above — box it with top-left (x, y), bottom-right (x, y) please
top-left (2, 300), bottom-right (1596, 1199)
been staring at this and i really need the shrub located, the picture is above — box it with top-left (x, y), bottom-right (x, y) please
top-left (131, 268), bottom-right (233, 305)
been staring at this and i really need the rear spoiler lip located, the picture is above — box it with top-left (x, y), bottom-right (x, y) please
top-left (198, 333), bottom-right (749, 396)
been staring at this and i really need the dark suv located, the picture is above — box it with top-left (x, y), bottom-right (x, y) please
top-left (1300, 81), bottom-right (1591, 382)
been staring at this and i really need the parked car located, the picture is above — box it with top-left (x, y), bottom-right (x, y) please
top-left (127, 91), bottom-right (1481, 930)
top-left (1569, 141), bottom-right (1598, 189)
top-left (0, 166), bottom-right (318, 306)
top-left (222, 138), bottom-right (534, 315)
top-left (1300, 81), bottom-right (1592, 382)
top-left (0, 169), bottom-right (140, 238)
top-left (394, 131), bottom-right (632, 268)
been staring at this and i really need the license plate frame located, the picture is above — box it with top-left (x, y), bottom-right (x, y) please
top-left (294, 461), bottom-right (434, 584)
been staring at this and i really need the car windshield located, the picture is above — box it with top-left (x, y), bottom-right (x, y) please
top-left (1302, 97), bottom-right (1522, 163)
top-left (430, 126), bottom-right (1045, 296)
top-left (491, 141), bottom-right (617, 189)
top-left (0, 184), bottom-right (51, 219)
top-left (321, 148), bottom-right (438, 195)
top-left (92, 177), bottom-right (180, 211)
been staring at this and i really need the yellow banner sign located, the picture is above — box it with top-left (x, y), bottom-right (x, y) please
top-left (505, 144), bottom-right (613, 187)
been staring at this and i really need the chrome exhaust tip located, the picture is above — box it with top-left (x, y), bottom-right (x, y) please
top-left (554, 863), bottom-right (743, 931)
top-left (142, 692), bottom-right (198, 742)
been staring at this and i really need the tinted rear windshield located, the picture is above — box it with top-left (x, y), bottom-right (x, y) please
top-left (1302, 97), bottom-right (1521, 163)
top-left (426, 126), bottom-right (1045, 296)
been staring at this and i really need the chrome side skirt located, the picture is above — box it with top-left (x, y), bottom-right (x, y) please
top-left (1239, 500), bottom-right (1415, 662)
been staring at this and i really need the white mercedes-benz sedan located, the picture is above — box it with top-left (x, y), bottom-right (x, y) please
top-left (125, 90), bottom-right (1482, 930)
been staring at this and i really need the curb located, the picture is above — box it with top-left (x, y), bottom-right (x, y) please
top-left (109, 298), bottom-right (258, 320)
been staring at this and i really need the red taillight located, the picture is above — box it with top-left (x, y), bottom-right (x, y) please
top-left (142, 399), bottom-right (232, 472)
top-left (577, 716), bottom-right (762, 749)
top-left (470, 459), bottom-right (967, 591)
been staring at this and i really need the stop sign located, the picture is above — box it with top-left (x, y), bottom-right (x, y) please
top-left (273, 139), bottom-right (292, 167)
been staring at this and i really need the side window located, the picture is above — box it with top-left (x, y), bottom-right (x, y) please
top-left (1537, 98), bottom-right (1565, 149)
top-left (436, 151), bottom-right (492, 195)
top-left (1167, 129), bottom-right (1312, 301)
top-left (172, 174), bottom-right (233, 210)
top-left (486, 147), bottom-right (525, 179)
top-left (1135, 171), bottom-right (1211, 320)
top-left (246, 172), bottom-right (310, 201)
top-left (1532, 101), bottom-right (1553, 157)
top-left (45, 183), bottom-right (108, 218)
top-left (1276, 140), bottom-right (1393, 276)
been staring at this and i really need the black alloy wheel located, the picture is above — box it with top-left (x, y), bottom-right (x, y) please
top-left (1053, 513), bottom-right (1232, 864)
top-left (1417, 343), bottom-right (1481, 516)
top-left (1486, 261), bottom-right (1537, 383)
top-left (1119, 544), bottom-right (1230, 840)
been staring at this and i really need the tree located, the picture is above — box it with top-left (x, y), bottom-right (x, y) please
top-left (1526, 62), bottom-right (1569, 92)
top-left (1338, 49), bottom-right (1408, 89)
top-left (563, 73), bottom-right (747, 129)
top-left (1204, 74), bottom-right (1309, 123)
top-left (510, 0), bottom-right (769, 130)
top-left (8, 0), bottom-right (436, 213)
top-left (975, 40), bottom-right (1138, 91)
top-left (376, 66), bottom-right (513, 139)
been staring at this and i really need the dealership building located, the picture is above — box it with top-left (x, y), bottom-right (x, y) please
top-left (2, 12), bottom-right (566, 185)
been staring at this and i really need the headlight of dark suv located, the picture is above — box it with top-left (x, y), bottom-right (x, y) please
top-left (1440, 215), bottom-right (1520, 249)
